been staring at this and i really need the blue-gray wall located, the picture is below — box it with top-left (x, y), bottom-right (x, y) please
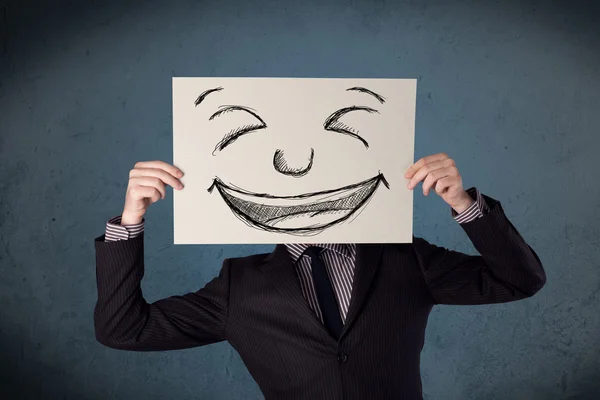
top-left (1, 0), bottom-right (599, 399)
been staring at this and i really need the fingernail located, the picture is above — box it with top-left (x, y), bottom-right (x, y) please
top-left (177, 171), bottom-right (184, 177)
top-left (177, 184), bottom-right (183, 189)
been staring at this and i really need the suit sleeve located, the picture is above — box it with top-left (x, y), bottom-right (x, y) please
top-left (412, 194), bottom-right (546, 305)
top-left (93, 233), bottom-right (229, 351)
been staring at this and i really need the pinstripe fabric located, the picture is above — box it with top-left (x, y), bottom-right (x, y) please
top-left (451, 187), bottom-right (489, 222)
top-left (94, 191), bottom-right (546, 399)
top-left (105, 188), bottom-right (488, 326)
top-left (104, 215), bottom-right (145, 240)
top-left (286, 244), bottom-right (356, 323)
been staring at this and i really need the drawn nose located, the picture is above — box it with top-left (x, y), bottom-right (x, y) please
top-left (273, 148), bottom-right (314, 177)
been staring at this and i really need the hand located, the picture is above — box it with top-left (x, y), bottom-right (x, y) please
top-left (121, 161), bottom-right (185, 225)
top-left (404, 153), bottom-right (474, 214)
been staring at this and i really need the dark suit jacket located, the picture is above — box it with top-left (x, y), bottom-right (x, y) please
top-left (93, 195), bottom-right (546, 399)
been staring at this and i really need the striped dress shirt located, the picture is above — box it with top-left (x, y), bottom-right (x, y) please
top-left (105, 187), bottom-right (489, 324)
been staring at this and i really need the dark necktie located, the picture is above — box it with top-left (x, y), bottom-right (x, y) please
top-left (304, 246), bottom-right (343, 339)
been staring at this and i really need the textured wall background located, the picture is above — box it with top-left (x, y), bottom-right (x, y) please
top-left (1, 0), bottom-right (599, 399)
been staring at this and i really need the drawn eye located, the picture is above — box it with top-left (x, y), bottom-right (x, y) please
top-left (209, 105), bottom-right (267, 153)
top-left (323, 106), bottom-right (379, 148)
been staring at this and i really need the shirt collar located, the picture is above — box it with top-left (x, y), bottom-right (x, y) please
top-left (284, 243), bottom-right (357, 263)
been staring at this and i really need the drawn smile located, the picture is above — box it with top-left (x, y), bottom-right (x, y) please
top-left (207, 173), bottom-right (390, 235)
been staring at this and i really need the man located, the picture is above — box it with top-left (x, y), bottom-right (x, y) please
top-left (93, 153), bottom-right (546, 400)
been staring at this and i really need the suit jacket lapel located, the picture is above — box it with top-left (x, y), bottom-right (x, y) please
top-left (259, 244), bottom-right (332, 339)
top-left (341, 243), bottom-right (384, 339)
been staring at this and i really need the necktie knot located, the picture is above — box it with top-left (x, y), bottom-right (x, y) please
top-left (304, 246), bottom-right (323, 260)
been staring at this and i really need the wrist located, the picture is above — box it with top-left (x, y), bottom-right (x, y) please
top-left (451, 192), bottom-right (475, 214)
top-left (121, 211), bottom-right (143, 226)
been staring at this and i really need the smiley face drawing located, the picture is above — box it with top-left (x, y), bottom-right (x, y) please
top-left (173, 78), bottom-right (416, 243)
top-left (193, 85), bottom-right (392, 236)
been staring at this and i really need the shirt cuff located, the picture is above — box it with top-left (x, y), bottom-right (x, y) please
top-left (105, 215), bottom-right (145, 242)
top-left (451, 187), bottom-right (490, 224)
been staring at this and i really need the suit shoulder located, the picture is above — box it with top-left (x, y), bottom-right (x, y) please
top-left (224, 251), bottom-right (272, 269)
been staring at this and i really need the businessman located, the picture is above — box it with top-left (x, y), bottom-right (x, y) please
top-left (93, 153), bottom-right (546, 400)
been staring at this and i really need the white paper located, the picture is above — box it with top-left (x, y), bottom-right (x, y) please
top-left (173, 77), bottom-right (416, 244)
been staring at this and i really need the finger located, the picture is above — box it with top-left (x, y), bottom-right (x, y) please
top-left (405, 153), bottom-right (450, 178)
top-left (149, 191), bottom-right (162, 203)
top-left (134, 161), bottom-right (184, 178)
top-left (130, 167), bottom-right (184, 190)
top-left (407, 158), bottom-right (455, 189)
top-left (130, 177), bottom-right (166, 199)
top-left (130, 185), bottom-right (162, 203)
top-left (422, 167), bottom-right (454, 196)
top-left (434, 176), bottom-right (457, 194)
top-left (147, 188), bottom-right (162, 203)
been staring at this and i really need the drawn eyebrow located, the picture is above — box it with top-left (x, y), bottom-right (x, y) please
top-left (209, 105), bottom-right (265, 123)
top-left (324, 106), bottom-right (379, 148)
top-left (346, 87), bottom-right (386, 104)
top-left (209, 105), bottom-right (267, 153)
top-left (194, 87), bottom-right (223, 106)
